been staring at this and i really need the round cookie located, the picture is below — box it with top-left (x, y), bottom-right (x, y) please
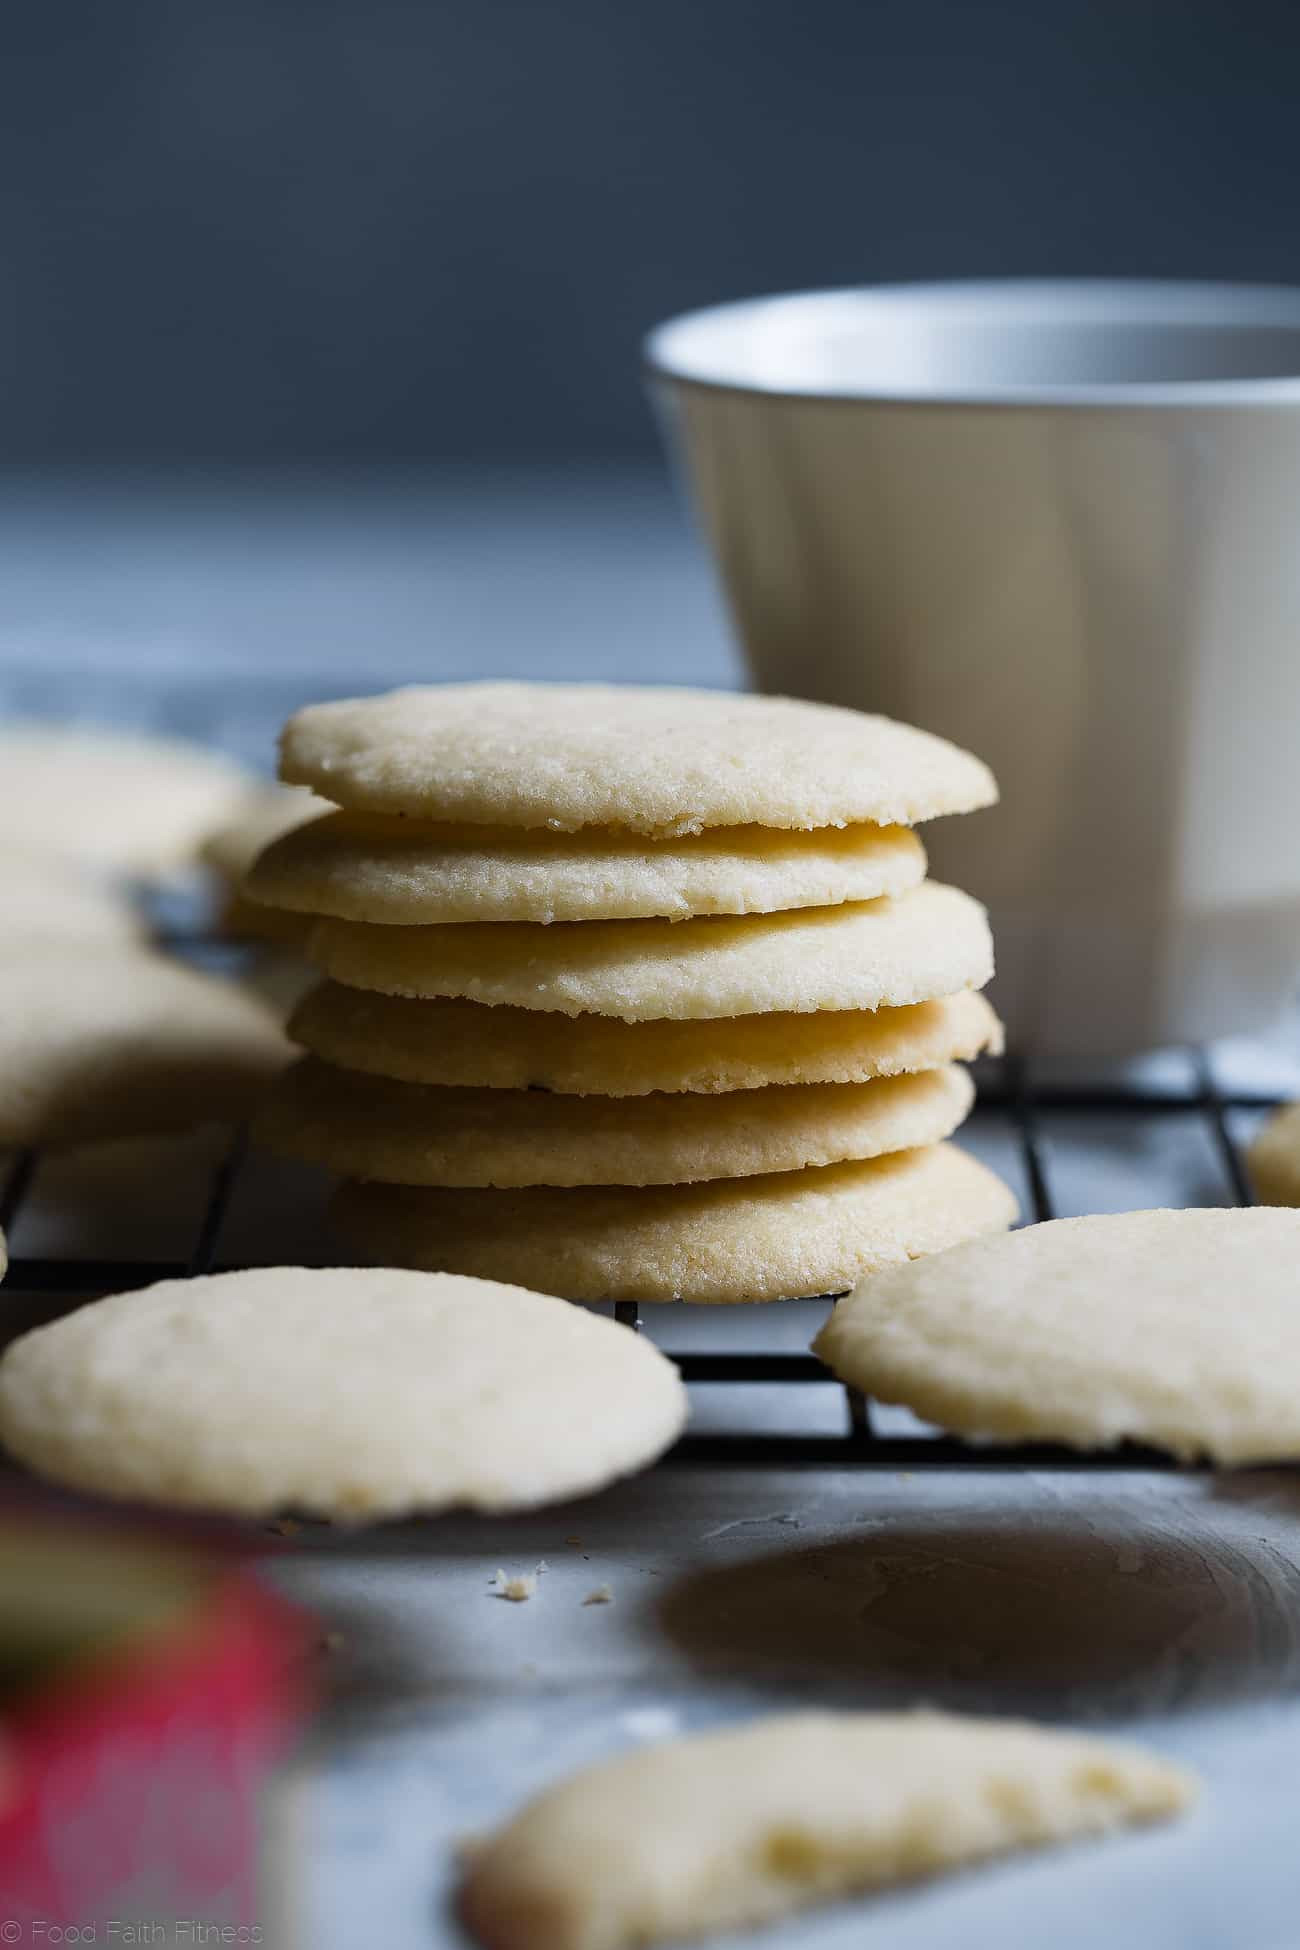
top-left (6, 853), bottom-right (146, 945)
top-left (199, 782), bottom-right (330, 943)
top-left (246, 810), bottom-right (926, 925)
top-left (257, 1056), bottom-right (974, 1188)
top-left (0, 724), bottom-right (251, 875)
top-left (1247, 1102), bottom-right (1300, 1205)
top-left (290, 985), bottom-right (1004, 1096)
top-left (279, 682), bottom-right (997, 835)
top-left (0, 947), bottom-right (291, 1146)
top-left (815, 1206), bottom-right (1300, 1463)
top-left (199, 782), bottom-right (332, 885)
top-left (331, 1144), bottom-right (1018, 1303)
top-left (460, 1709), bottom-right (1193, 1950)
top-left (306, 882), bottom-right (992, 1021)
top-left (0, 1267), bottom-right (687, 1520)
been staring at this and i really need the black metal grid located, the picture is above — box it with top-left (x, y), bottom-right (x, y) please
top-left (0, 1049), bottom-right (1279, 1472)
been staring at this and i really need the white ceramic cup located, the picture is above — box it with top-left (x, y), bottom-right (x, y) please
top-left (647, 280), bottom-right (1300, 1057)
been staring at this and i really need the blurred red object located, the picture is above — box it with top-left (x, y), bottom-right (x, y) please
top-left (0, 1495), bottom-right (311, 1938)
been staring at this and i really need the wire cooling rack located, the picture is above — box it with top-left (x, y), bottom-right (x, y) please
top-left (0, 1024), bottom-right (1279, 1472)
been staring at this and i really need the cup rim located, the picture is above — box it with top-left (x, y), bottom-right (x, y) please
top-left (644, 278), bottom-right (1300, 409)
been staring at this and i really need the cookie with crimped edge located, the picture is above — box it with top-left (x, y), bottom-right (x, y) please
top-left (0, 1267), bottom-right (687, 1521)
top-left (246, 809), bottom-right (926, 925)
top-left (306, 882), bottom-right (992, 1022)
top-left (0, 724), bottom-right (251, 874)
top-left (290, 985), bottom-right (1003, 1096)
top-left (331, 1144), bottom-right (1017, 1303)
top-left (279, 682), bottom-right (997, 836)
top-left (459, 1708), bottom-right (1194, 1950)
top-left (257, 1055), bottom-right (974, 1188)
top-left (1247, 1101), bottom-right (1300, 1205)
top-left (0, 946), bottom-right (291, 1146)
top-left (815, 1206), bottom-right (1300, 1463)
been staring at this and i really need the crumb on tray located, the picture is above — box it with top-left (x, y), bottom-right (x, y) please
top-left (491, 1562), bottom-right (548, 1602)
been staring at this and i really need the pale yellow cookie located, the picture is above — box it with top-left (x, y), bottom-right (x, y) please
top-left (0, 724), bottom-right (251, 874)
top-left (289, 985), bottom-right (1003, 1096)
top-left (5, 853), bottom-right (146, 945)
top-left (199, 782), bottom-right (329, 943)
top-left (306, 882), bottom-right (992, 1021)
top-left (198, 782), bottom-right (332, 884)
top-left (1247, 1102), bottom-right (1300, 1205)
top-left (0, 1267), bottom-right (687, 1520)
top-left (279, 682), bottom-right (997, 834)
top-left (245, 809), bottom-right (925, 924)
top-left (460, 1709), bottom-right (1193, 1950)
top-left (332, 1144), bottom-right (1018, 1303)
top-left (0, 947), bottom-right (291, 1145)
top-left (257, 1056), bottom-right (974, 1188)
top-left (214, 894), bottom-right (307, 948)
top-left (816, 1205), bottom-right (1300, 1463)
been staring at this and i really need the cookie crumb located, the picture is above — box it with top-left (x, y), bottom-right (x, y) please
top-left (492, 1563), bottom-right (546, 1602)
top-left (582, 1585), bottom-right (614, 1606)
top-left (564, 1535), bottom-right (583, 1547)
top-left (320, 1629), bottom-right (346, 1653)
top-left (268, 1517), bottom-right (301, 1536)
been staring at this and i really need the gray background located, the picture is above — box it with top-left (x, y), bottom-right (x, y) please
top-left (3, 0), bottom-right (1300, 462)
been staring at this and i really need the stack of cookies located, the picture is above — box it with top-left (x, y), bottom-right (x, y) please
top-left (250, 682), bottom-right (1016, 1302)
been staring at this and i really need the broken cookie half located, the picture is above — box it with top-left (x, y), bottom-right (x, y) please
top-left (459, 1708), bottom-right (1194, 1950)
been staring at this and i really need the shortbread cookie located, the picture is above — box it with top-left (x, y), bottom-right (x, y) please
top-left (0, 947), bottom-right (291, 1145)
top-left (332, 1144), bottom-right (1017, 1303)
top-left (460, 1709), bottom-right (1194, 1950)
top-left (307, 882), bottom-right (992, 1021)
top-left (257, 1056), bottom-right (974, 1188)
top-left (290, 985), bottom-right (1003, 1096)
top-left (246, 810), bottom-right (926, 924)
top-left (0, 725), bottom-right (251, 874)
top-left (815, 1206), bottom-right (1300, 1463)
top-left (0, 1267), bottom-right (687, 1520)
top-left (6, 853), bottom-right (146, 945)
top-left (199, 783), bottom-right (328, 942)
top-left (199, 783), bottom-right (331, 886)
top-left (279, 682), bottom-right (997, 834)
top-left (1247, 1102), bottom-right (1300, 1205)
